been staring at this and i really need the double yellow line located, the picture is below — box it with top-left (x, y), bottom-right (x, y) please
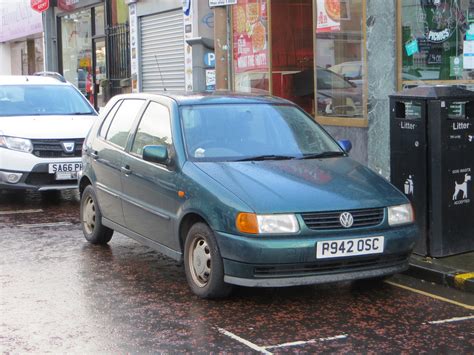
top-left (385, 280), bottom-right (474, 310)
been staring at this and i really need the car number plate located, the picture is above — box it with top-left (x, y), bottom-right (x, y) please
top-left (316, 236), bottom-right (384, 259)
top-left (48, 163), bottom-right (82, 180)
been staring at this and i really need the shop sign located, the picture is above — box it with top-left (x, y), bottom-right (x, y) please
top-left (405, 40), bottom-right (419, 57)
top-left (204, 52), bottom-right (215, 67)
top-left (316, 0), bottom-right (340, 33)
top-left (232, 0), bottom-right (269, 73)
top-left (450, 56), bottom-right (463, 77)
top-left (58, 0), bottom-right (99, 12)
top-left (209, 0), bottom-right (237, 7)
top-left (426, 28), bottom-right (453, 43)
top-left (31, 0), bottom-right (49, 13)
top-left (467, 23), bottom-right (474, 41)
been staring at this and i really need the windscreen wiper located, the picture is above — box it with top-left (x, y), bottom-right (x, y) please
top-left (298, 151), bottom-right (345, 159)
top-left (235, 154), bottom-right (297, 162)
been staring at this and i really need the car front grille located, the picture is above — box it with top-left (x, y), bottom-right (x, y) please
top-left (254, 254), bottom-right (408, 278)
top-left (31, 138), bottom-right (84, 158)
top-left (301, 208), bottom-right (384, 230)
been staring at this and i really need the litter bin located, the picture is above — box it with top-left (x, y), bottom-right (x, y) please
top-left (390, 86), bottom-right (474, 257)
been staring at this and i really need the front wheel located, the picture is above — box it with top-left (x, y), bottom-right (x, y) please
top-left (80, 185), bottom-right (113, 245)
top-left (184, 223), bottom-right (233, 299)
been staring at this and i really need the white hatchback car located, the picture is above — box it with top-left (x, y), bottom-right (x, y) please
top-left (0, 75), bottom-right (97, 191)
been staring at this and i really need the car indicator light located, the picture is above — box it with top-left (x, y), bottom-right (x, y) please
top-left (236, 213), bottom-right (259, 234)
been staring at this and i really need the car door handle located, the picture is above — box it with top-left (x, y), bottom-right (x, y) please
top-left (89, 150), bottom-right (99, 159)
top-left (121, 166), bottom-right (132, 175)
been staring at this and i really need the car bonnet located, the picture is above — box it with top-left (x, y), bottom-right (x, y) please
top-left (194, 157), bottom-right (407, 213)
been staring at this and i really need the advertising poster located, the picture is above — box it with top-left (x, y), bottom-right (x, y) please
top-left (316, 0), bottom-right (341, 33)
top-left (232, 0), bottom-right (268, 74)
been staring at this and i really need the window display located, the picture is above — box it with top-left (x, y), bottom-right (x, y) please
top-left (401, 0), bottom-right (474, 84)
top-left (232, 0), bottom-right (270, 93)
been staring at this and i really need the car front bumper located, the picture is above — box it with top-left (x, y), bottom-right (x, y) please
top-left (214, 224), bottom-right (417, 287)
top-left (0, 164), bottom-right (80, 191)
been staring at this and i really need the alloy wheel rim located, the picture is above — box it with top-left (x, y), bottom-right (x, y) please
top-left (83, 196), bottom-right (96, 235)
top-left (189, 236), bottom-right (211, 287)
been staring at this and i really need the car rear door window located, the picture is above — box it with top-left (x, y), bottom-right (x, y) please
top-left (130, 101), bottom-right (172, 157)
top-left (99, 100), bottom-right (122, 138)
top-left (105, 99), bottom-right (145, 149)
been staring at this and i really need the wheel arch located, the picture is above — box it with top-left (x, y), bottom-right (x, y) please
top-left (79, 175), bottom-right (92, 197)
top-left (178, 212), bottom-right (210, 253)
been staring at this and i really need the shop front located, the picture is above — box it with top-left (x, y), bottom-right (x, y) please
top-left (229, 0), bottom-right (473, 168)
top-left (0, 0), bottom-right (44, 76)
top-left (56, 0), bottom-right (130, 109)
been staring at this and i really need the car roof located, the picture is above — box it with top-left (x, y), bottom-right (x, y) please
top-left (112, 91), bottom-right (294, 106)
top-left (0, 75), bottom-right (69, 86)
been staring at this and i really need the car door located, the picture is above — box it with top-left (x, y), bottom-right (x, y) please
top-left (121, 101), bottom-right (180, 250)
top-left (91, 98), bottom-right (146, 226)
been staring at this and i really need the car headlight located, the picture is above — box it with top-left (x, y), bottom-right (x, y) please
top-left (0, 136), bottom-right (33, 153)
top-left (236, 213), bottom-right (300, 234)
top-left (388, 203), bottom-right (414, 226)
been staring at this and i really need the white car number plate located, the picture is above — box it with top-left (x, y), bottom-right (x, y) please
top-left (316, 236), bottom-right (384, 259)
top-left (48, 163), bottom-right (82, 180)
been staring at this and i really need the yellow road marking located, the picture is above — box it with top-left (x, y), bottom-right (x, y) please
top-left (385, 280), bottom-right (474, 310)
top-left (454, 272), bottom-right (474, 290)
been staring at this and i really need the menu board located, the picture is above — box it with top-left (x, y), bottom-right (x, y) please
top-left (232, 0), bottom-right (269, 73)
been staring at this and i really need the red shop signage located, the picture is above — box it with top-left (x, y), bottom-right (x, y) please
top-left (31, 0), bottom-right (49, 13)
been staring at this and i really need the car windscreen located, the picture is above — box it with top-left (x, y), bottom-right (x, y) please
top-left (0, 85), bottom-right (95, 116)
top-left (181, 103), bottom-right (342, 162)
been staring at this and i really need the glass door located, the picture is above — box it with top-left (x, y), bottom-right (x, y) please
top-left (93, 38), bottom-right (107, 109)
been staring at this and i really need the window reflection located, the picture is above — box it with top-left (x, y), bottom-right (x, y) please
top-left (315, 0), bottom-right (365, 118)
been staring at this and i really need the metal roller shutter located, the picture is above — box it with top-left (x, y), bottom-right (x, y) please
top-left (140, 10), bottom-right (185, 92)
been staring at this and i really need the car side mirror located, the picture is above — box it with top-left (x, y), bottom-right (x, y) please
top-left (143, 145), bottom-right (168, 165)
top-left (338, 139), bottom-right (352, 153)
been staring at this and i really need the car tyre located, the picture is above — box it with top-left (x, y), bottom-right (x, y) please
top-left (184, 223), bottom-right (233, 299)
top-left (80, 185), bottom-right (113, 245)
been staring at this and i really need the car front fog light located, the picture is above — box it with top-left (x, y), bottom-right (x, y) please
top-left (0, 171), bottom-right (23, 184)
top-left (388, 203), bottom-right (414, 226)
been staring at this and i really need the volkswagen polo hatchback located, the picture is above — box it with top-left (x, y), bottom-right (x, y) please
top-left (79, 92), bottom-right (417, 298)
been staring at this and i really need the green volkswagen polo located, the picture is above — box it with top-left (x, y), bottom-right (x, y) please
top-left (79, 92), bottom-right (417, 298)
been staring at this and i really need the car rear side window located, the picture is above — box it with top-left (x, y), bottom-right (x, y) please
top-left (105, 99), bottom-right (145, 149)
top-left (99, 100), bottom-right (122, 138)
top-left (130, 101), bottom-right (172, 157)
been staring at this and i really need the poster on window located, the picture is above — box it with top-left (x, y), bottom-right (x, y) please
top-left (232, 0), bottom-right (268, 73)
top-left (316, 0), bottom-right (341, 33)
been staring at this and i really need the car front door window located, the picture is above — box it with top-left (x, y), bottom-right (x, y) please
top-left (131, 101), bottom-right (172, 157)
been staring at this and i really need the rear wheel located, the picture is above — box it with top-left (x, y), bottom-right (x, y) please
top-left (80, 185), bottom-right (113, 245)
top-left (184, 223), bottom-right (232, 299)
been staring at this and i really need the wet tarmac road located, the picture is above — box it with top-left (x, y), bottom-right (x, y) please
top-left (1, 190), bottom-right (473, 353)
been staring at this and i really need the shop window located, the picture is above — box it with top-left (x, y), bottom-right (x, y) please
top-left (94, 5), bottom-right (105, 36)
top-left (61, 10), bottom-right (93, 102)
top-left (400, 0), bottom-right (474, 86)
top-left (111, 0), bottom-right (129, 26)
top-left (315, 0), bottom-right (367, 126)
top-left (232, 0), bottom-right (271, 93)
